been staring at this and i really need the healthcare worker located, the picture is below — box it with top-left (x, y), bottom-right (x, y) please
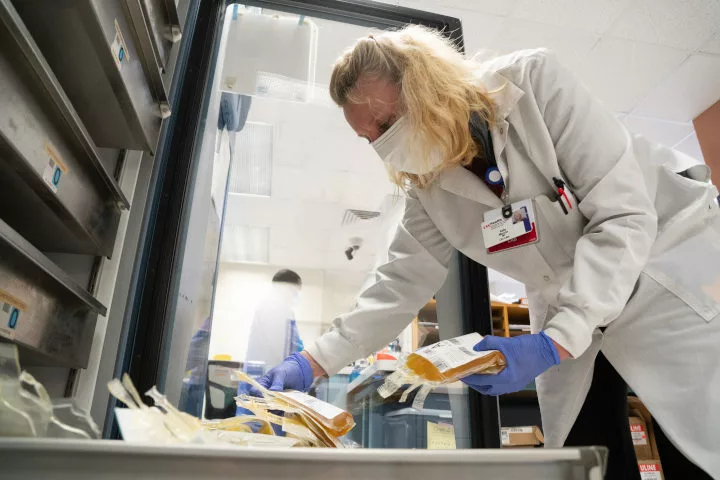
top-left (256, 26), bottom-right (720, 479)
top-left (244, 269), bottom-right (304, 376)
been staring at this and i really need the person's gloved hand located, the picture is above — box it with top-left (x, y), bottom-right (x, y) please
top-left (460, 332), bottom-right (561, 396)
top-left (251, 353), bottom-right (313, 394)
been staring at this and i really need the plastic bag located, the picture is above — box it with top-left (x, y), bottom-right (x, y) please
top-left (109, 374), bottom-right (282, 446)
top-left (378, 333), bottom-right (506, 409)
top-left (234, 371), bottom-right (354, 447)
top-left (0, 343), bottom-right (40, 437)
top-left (0, 344), bottom-right (99, 439)
top-left (49, 400), bottom-right (101, 439)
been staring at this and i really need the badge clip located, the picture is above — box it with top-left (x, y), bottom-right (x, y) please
top-left (502, 204), bottom-right (513, 219)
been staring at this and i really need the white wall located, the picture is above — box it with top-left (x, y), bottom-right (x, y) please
top-left (320, 270), bottom-right (366, 332)
top-left (488, 269), bottom-right (527, 299)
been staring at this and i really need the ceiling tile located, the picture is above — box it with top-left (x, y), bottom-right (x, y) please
top-left (632, 54), bottom-right (720, 122)
top-left (510, 0), bottom-right (629, 35)
top-left (270, 246), bottom-right (329, 270)
top-left (620, 115), bottom-right (694, 147)
top-left (673, 132), bottom-right (705, 162)
top-left (700, 33), bottom-right (720, 55)
top-left (577, 38), bottom-right (688, 113)
top-left (607, 0), bottom-right (720, 51)
top-left (399, 1), bottom-right (505, 55)
top-left (271, 226), bottom-right (333, 250)
top-left (402, 0), bottom-right (518, 17)
top-left (488, 18), bottom-right (599, 71)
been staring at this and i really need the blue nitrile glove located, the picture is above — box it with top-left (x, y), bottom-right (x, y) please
top-left (460, 332), bottom-right (561, 396)
top-left (251, 353), bottom-right (313, 394)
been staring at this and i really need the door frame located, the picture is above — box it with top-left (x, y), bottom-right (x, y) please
top-left (114, 0), bottom-right (499, 448)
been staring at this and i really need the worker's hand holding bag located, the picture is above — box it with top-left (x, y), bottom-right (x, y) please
top-left (252, 353), bottom-right (314, 394)
top-left (461, 333), bottom-right (561, 396)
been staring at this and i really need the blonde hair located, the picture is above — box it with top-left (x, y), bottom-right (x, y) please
top-left (329, 25), bottom-right (496, 189)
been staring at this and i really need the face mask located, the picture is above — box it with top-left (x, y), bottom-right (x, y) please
top-left (371, 116), bottom-right (443, 175)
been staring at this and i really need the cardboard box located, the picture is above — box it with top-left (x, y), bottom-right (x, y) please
top-left (638, 460), bottom-right (665, 480)
top-left (501, 426), bottom-right (544, 447)
top-left (628, 397), bottom-right (661, 460)
top-left (629, 416), bottom-right (653, 459)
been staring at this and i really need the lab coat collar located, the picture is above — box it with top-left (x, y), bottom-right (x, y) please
top-left (434, 69), bottom-right (524, 207)
top-left (475, 67), bottom-right (525, 120)
top-left (435, 166), bottom-right (504, 208)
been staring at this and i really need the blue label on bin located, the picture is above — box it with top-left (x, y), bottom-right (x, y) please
top-left (8, 308), bottom-right (19, 329)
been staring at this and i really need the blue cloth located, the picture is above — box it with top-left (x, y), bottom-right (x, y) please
top-left (461, 332), bottom-right (560, 396)
top-left (284, 319), bottom-right (304, 358)
top-left (183, 317), bottom-right (212, 384)
top-left (218, 93), bottom-right (252, 132)
top-left (178, 317), bottom-right (212, 416)
top-left (253, 353), bottom-right (313, 394)
top-left (179, 383), bottom-right (205, 418)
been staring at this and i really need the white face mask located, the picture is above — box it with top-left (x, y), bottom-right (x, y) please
top-left (371, 116), bottom-right (443, 175)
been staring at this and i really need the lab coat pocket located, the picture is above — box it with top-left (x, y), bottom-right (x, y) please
top-left (533, 194), bottom-right (587, 271)
top-left (645, 214), bottom-right (720, 323)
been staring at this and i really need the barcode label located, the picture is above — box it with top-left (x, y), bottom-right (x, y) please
top-left (640, 471), bottom-right (661, 480)
top-left (631, 430), bottom-right (647, 445)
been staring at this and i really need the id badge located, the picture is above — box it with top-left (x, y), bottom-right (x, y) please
top-left (482, 199), bottom-right (538, 253)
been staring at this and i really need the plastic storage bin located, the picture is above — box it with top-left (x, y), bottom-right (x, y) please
top-left (384, 407), bottom-right (453, 449)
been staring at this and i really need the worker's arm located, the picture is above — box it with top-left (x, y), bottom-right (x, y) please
top-left (300, 350), bottom-right (326, 377)
top-left (527, 49), bottom-right (658, 358)
top-left (304, 190), bottom-right (454, 376)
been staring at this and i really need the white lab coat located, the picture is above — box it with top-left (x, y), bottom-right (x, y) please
top-left (306, 49), bottom-right (720, 475)
top-left (245, 284), bottom-right (301, 372)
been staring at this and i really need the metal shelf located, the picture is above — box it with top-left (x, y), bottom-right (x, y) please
top-left (0, 218), bottom-right (106, 368)
top-left (10, 0), bottom-right (181, 153)
top-left (0, 0), bottom-right (130, 256)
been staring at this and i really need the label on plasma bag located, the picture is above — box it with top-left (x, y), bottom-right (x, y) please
top-left (280, 391), bottom-right (344, 420)
top-left (0, 290), bottom-right (27, 340)
top-left (415, 332), bottom-right (494, 373)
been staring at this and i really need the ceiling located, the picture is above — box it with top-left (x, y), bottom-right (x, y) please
top-left (219, 2), bottom-right (720, 288)
top-left (392, 0), bottom-right (720, 158)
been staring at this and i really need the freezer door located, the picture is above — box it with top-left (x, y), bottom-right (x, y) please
top-left (118, 0), bottom-right (499, 452)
